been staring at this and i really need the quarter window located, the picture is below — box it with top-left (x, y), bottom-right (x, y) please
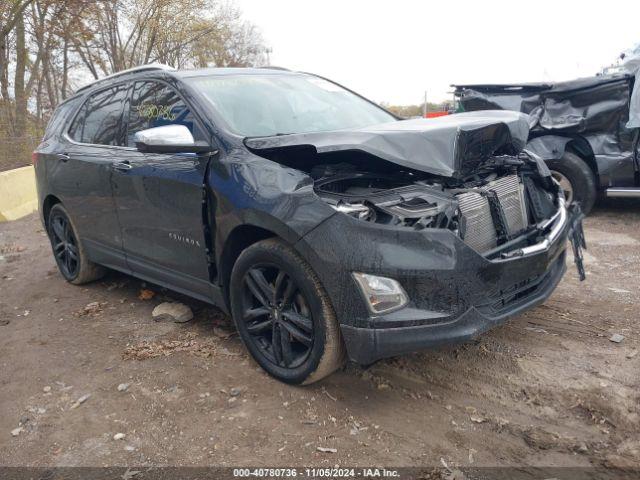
top-left (44, 97), bottom-right (83, 141)
top-left (69, 85), bottom-right (128, 145)
top-left (126, 81), bottom-right (204, 147)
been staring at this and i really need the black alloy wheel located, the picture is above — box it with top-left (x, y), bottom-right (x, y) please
top-left (47, 204), bottom-right (105, 284)
top-left (49, 210), bottom-right (80, 279)
top-left (230, 238), bottom-right (345, 384)
top-left (241, 264), bottom-right (314, 369)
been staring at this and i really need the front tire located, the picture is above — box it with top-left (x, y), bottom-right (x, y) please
top-left (230, 238), bottom-right (345, 385)
top-left (47, 204), bottom-right (105, 284)
top-left (546, 152), bottom-right (597, 215)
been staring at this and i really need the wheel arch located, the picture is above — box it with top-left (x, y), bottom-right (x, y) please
top-left (527, 134), bottom-right (598, 177)
top-left (42, 194), bottom-right (62, 228)
top-left (565, 137), bottom-right (598, 177)
top-left (218, 224), bottom-right (278, 309)
top-left (216, 206), bottom-right (323, 306)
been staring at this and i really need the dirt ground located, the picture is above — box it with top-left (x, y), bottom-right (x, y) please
top-left (1, 200), bottom-right (639, 471)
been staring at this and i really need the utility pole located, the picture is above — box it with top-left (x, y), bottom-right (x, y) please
top-left (423, 91), bottom-right (428, 117)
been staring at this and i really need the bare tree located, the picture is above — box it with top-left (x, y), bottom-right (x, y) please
top-left (0, 0), bottom-right (268, 170)
top-left (1, 0), bottom-right (35, 134)
top-left (191, 6), bottom-right (267, 68)
top-left (0, 0), bottom-right (35, 98)
top-left (69, 0), bottom-right (266, 77)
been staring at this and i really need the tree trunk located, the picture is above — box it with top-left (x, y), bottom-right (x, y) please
top-left (61, 37), bottom-right (69, 100)
top-left (14, 16), bottom-right (28, 136)
top-left (0, 33), bottom-right (13, 136)
top-left (0, 34), bottom-right (8, 101)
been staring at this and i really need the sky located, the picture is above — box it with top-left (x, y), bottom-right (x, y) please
top-left (236, 0), bottom-right (639, 105)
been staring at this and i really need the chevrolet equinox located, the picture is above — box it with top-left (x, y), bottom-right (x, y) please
top-left (34, 65), bottom-right (586, 384)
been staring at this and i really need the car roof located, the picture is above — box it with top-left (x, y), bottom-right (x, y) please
top-left (74, 65), bottom-right (298, 95)
top-left (172, 67), bottom-right (296, 78)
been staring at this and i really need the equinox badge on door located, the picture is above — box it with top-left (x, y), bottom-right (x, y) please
top-left (169, 232), bottom-right (201, 247)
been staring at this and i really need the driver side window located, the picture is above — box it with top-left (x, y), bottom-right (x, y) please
top-left (126, 81), bottom-right (205, 147)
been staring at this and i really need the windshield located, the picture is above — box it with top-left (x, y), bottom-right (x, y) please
top-left (187, 73), bottom-right (396, 137)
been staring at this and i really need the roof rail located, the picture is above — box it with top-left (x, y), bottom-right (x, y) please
top-left (75, 63), bottom-right (175, 93)
top-left (258, 65), bottom-right (290, 71)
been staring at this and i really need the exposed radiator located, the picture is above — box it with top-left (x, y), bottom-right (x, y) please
top-left (457, 191), bottom-right (496, 253)
top-left (482, 175), bottom-right (528, 235)
top-left (457, 175), bottom-right (529, 253)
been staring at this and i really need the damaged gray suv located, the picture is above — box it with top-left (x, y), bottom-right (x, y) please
top-left (35, 66), bottom-right (586, 384)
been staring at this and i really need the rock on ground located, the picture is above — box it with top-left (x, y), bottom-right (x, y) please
top-left (152, 302), bottom-right (193, 323)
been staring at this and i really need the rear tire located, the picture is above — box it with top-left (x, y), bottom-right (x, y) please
top-left (546, 152), bottom-right (597, 215)
top-left (230, 238), bottom-right (345, 385)
top-left (47, 204), bottom-right (105, 284)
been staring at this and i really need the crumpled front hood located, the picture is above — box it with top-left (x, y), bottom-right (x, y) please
top-left (244, 111), bottom-right (530, 179)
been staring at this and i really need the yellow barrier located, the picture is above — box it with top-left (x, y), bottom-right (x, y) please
top-left (0, 166), bottom-right (38, 222)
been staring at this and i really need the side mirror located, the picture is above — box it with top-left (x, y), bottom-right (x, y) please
top-left (133, 125), bottom-right (212, 154)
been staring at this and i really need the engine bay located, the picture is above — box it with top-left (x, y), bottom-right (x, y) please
top-left (312, 154), bottom-right (560, 257)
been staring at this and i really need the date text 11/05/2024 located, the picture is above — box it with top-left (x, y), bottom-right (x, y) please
top-left (233, 468), bottom-right (400, 477)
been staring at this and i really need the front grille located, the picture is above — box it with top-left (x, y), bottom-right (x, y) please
top-left (458, 175), bottom-right (529, 253)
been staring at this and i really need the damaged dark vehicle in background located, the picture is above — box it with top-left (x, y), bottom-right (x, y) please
top-left (454, 54), bottom-right (640, 214)
top-left (35, 66), bottom-right (586, 384)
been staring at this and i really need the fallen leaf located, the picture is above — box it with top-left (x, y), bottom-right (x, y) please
top-left (74, 302), bottom-right (107, 317)
top-left (123, 338), bottom-right (216, 360)
top-left (138, 289), bottom-right (155, 300)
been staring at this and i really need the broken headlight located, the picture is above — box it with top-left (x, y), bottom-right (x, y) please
top-left (332, 202), bottom-right (374, 221)
top-left (314, 171), bottom-right (459, 231)
top-left (322, 184), bottom-right (458, 230)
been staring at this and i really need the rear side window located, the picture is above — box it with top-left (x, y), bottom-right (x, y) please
top-left (69, 84), bottom-right (129, 145)
top-left (44, 97), bottom-right (83, 141)
top-left (126, 81), bottom-right (205, 147)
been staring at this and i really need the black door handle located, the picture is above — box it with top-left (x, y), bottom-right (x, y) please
top-left (113, 160), bottom-right (132, 171)
top-left (57, 153), bottom-right (70, 162)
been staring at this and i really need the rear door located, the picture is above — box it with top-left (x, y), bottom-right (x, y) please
top-left (111, 80), bottom-right (214, 300)
top-left (55, 84), bottom-right (130, 270)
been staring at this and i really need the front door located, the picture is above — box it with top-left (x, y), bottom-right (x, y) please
top-left (111, 80), bottom-right (213, 300)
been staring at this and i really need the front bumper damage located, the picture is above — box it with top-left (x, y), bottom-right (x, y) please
top-left (297, 200), bottom-right (585, 365)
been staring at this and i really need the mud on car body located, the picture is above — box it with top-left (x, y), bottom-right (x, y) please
top-left (34, 65), bottom-right (586, 384)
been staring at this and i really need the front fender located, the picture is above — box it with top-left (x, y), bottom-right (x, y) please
top-left (525, 135), bottom-right (572, 161)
